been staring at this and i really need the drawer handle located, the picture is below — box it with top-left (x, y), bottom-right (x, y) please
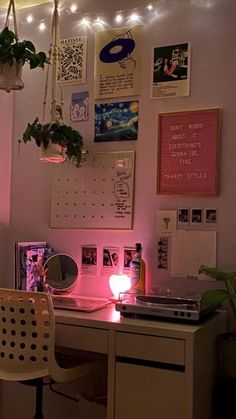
top-left (116, 356), bottom-right (185, 372)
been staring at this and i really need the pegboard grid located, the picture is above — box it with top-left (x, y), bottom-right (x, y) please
top-left (50, 151), bottom-right (135, 229)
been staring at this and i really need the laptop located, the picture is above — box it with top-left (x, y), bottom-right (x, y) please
top-left (52, 294), bottom-right (111, 313)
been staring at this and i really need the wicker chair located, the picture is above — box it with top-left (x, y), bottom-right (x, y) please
top-left (0, 288), bottom-right (103, 419)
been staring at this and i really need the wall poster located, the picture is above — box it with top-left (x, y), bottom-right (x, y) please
top-left (70, 91), bottom-right (89, 122)
top-left (152, 43), bottom-right (190, 99)
top-left (94, 26), bottom-right (142, 99)
top-left (157, 109), bottom-right (221, 195)
top-left (94, 100), bottom-right (139, 142)
top-left (57, 36), bottom-right (87, 84)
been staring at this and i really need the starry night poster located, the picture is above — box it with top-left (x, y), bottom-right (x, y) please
top-left (94, 100), bottom-right (139, 142)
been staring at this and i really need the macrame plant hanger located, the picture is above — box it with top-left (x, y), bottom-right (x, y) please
top-left (40, 0), bottom-right (65, 163)
top-left (0, 0), bottom-right (24, 92)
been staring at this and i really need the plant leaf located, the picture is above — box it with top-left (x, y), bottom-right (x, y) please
top-left (202, 289), bottom-right (229, 306)
top-left (199, 265), bottom-right (236, 282)
top-left (24, 40), bottom-right (35, 53)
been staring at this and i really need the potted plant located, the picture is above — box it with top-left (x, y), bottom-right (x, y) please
top-left (199, 265), bottom-right (236, 379)
top-left (21, 117), bottom-right (84, 168)
top-left (0, 26), bottom-right (48, 92)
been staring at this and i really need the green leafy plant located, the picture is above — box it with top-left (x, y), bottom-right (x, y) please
top-left (22, 118), bottom-right (84, 168)
top-left (0, 26), bottom-right (48, 68)
top-left (199, 265), bottom-right (236, 323)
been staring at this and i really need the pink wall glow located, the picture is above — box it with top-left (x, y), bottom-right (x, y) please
top-left (6, 0), bottom-right (236, 297)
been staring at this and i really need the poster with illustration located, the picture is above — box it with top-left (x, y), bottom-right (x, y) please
top-left (157, 210), bottom-right (177, 235)
top-left (152, 43), bottom-right (190, 98)
top-left (57, 36), bottom-right (87, 84)
top-left (70, 91), bottom-right (89, 122)
top-left (95, 100), bottom-right (138, 142)
top-left (94, 26), bottom-right (142, 99)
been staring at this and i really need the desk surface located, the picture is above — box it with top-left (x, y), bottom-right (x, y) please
top-left (55, 304), bottom-right (225, 340)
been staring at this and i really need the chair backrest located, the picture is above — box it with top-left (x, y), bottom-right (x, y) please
top-left (0, 288), bottom-right (55, 381)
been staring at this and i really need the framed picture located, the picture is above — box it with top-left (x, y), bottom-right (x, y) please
top-left (157, 109), bottom-right (221, 195)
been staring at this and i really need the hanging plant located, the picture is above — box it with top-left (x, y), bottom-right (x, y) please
top-left (0, 0), bottom-right (49, 92)
top-left (0, 27), bottom-right (48, 69)
top-left (22, 117), bottom-right (84, 168)
top-left (21, 0), bottom-right (85, 168)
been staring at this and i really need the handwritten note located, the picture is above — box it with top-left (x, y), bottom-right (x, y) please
top-left (157, 109), bottom-right (220, 195)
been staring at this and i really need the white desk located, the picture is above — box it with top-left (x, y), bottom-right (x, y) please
top-left (55, 306), bottom-right (226, 419)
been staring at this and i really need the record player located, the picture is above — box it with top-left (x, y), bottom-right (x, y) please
top-left (115, 293), bottom-right (221, 323)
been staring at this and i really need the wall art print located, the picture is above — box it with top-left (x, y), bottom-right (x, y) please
top-left (157, 109), bottom-right (221, 195)
top-left (152, 43), bottom-right (190, 99)
top-left (95, 100), bottom-right (139, 142)
top-left (70, 91), bottom-right (89, 122)
top-left (57, 36), bottom-right (87, 84)
top-left (94, 26), bottom-right (142, 99)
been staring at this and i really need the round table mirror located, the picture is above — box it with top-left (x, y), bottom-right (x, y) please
top-left (44, 253), bottom-right (78, 292)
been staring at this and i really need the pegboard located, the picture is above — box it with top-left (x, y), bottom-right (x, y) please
top-left (50, 151), bottom-right (135, 229)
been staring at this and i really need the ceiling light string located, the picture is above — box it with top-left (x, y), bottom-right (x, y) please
top-left (66, 2), bottom-right (155, 16)
top-left (22, 1), bottom-right (160, 30)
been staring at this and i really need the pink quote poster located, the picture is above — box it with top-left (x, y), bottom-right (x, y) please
top-left (157, 109), bottom-right (220, 195)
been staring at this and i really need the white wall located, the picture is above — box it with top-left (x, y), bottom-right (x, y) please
top-left (0, 92), bottom-right (13, 288)
top-left (1, 1), bottom-right (235, 418)
top-left (8, 0), bottom-right (236, 297)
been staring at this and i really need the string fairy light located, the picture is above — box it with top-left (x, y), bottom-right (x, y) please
top-left (70, 4), bottom-right (77, 13)
top-left (26, 14), bottom-right (33, 23)
top-left (128, 12), bottom-right (142, 22)
top-left (0, 1), bottom-right (199, 32)
top-left (38, 21), bottom-right (46, 31)
top-left (114, 13), bottom-right (124, 24)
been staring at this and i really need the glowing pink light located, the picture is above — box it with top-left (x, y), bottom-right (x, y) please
top-left (109, 274), bottom-right (131, 301)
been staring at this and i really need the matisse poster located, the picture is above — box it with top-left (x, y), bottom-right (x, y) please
top-left (152, 43), bottom-right (190, 99)
top-left (94, 26), bottom-right (142, 99)
top-left (95, 100), bottom-right (139, 142)
top-left (57, 36), bottom-right (87, 84)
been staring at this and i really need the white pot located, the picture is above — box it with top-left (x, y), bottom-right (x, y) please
top-left (0, 60), bottom-right (24, 93)
top-left (40, 141), bottom-right (66, 164)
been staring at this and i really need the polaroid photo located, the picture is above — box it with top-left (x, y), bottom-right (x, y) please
top-left (178, 208), bottom-right (189, 229)
top-left (101, 247), bottom-right (120, 275)
top-left (190, 208), bottom-right (203, 225)
top-left (81, 245), bottom-right (97, 275)
top-left (123, 247), bottom-right (136, 271)
top-left (205, 209), bottom-right (217, 226)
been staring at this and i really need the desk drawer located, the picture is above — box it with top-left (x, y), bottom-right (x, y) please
top-left (116, 332), bottom-right (185, 365)
top-left (56, 324), bottom-right (108, 354)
